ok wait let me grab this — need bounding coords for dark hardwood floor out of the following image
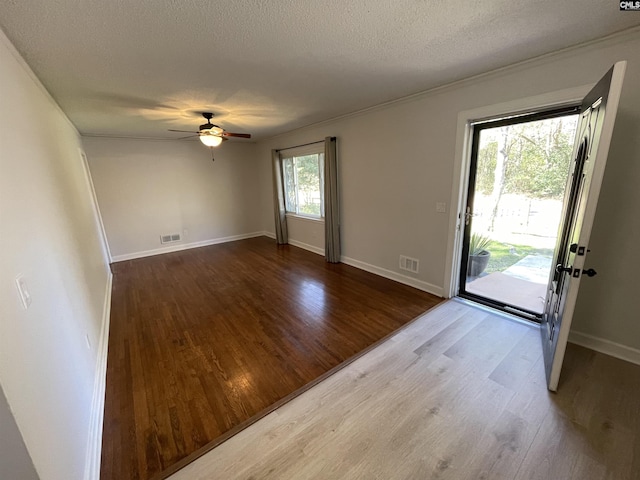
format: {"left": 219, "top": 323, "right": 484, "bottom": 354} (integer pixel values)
{"left": 100, "top": 236, "right": 442, "bottom": 480}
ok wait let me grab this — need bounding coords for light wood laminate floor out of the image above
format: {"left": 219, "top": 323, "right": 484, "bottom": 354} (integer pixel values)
{"left": 169, "top": 300, "right": 640, "bottom": 480}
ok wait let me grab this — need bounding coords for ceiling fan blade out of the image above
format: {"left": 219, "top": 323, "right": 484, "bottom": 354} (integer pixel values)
{"left": 176, "top": 134, "right": 199, "bottom": 140}
{"left": 222, "top": 132, "right": 252, "bottom": 138}
{"left": 168, "top": 129, "right": 199, "bottom": 133}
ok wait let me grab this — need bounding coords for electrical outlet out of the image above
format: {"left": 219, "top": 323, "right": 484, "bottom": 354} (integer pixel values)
{"left": 436, "top": 202, "right": 447, "bottom": 213}
{"left": 15, "top": 275, "right": 32, "bottom": 310}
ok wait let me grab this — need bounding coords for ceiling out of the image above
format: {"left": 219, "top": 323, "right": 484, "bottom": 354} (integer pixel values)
{"left": 1, "top": 1, "right": 639, "bottom": 141}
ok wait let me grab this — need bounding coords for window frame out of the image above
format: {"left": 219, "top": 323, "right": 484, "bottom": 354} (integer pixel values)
{"left": 280, "top": 144, "right": 325, "bottom": 220}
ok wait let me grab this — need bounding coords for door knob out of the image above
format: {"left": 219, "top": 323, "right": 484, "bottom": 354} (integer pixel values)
{"left": 582, "top": 268, "right": 597, "bottom": 277}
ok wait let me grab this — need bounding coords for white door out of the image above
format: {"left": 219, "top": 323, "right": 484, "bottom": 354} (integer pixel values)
{"left": 541, "top": 62, "right": 626, "bottom": 391}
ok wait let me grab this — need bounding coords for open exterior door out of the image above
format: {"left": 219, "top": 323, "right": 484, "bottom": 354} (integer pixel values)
{"left": 541, "top": 62, "right": 626, "bottom": 391}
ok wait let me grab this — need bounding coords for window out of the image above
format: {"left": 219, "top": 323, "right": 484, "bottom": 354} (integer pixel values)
{"left": 282, "top": 147, "right": 324, "bottom": 218}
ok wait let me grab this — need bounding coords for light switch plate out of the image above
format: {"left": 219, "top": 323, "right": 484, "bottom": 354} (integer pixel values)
{"left": 15, "top": 275, "right": 32, "bottom": 310}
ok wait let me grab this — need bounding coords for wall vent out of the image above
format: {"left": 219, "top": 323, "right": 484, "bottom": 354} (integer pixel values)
{"left": 399, "top": 255, "right": 419, "bottom": 273}
{"left": 160, "top": 233, "right": 182, "bottom": 244}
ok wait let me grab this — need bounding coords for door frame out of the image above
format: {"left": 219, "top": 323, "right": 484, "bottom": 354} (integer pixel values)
{"left": 79, "top": 148, "right": 112, "bottom": 264}
{"left": 457, "top": 105, "right": 580, "bottom": 319}
{"left": 444, "top": 85, "right": 591, "bottom": 299}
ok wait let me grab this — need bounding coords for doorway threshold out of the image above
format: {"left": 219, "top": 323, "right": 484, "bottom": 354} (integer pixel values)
{"left": 466, "top": 272, "right": 546, "bottom": 314}
{"left": 452, "top": 297, "right": 540, "bottom": 329}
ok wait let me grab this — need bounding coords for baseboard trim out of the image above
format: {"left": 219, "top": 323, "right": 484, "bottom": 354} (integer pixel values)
{"left": 84, "top": 271, "right": 113, "bottom": 480}
{"left": 111, "top": 232, "right": 267, "bottom": 262}
{"left": 262, "top": 231, "right": 276, "bottom": 240}
{"left": 278, "top": 239, "right": 443, "bottom": 297}
{"left": 569, "top": 330, "right": 640, "bottom": 366}
{"left": 287, "top": 239, "right": 325, "bottom": 256}
{"left": 340, "top": 255, "right": 444, "bottom": 297}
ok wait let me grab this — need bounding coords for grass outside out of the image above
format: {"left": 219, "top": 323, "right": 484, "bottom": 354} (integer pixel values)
{"left": 484, "top": 240, "right": 554, "bottom": 274}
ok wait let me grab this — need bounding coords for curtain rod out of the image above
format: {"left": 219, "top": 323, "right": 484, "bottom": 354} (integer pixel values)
{"left": 275, "top": 137, "right": 336, "bottom": 153}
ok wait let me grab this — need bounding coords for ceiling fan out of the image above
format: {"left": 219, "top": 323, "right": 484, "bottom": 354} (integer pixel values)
{"left": 169, "top": 112, "right": 251, "bottom": 148}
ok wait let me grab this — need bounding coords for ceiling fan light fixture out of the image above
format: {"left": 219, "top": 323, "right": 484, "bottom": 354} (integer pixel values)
{"left": 168, "top": 113, "right": 249, "bottom": 149}
{"left": 200, "top": 134, "right": 223, "bottom": 147}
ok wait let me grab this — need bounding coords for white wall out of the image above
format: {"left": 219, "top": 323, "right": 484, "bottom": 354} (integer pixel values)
{"left": 83, "top": 137, "right": 261, "bottom": 260}
{"left": 0, "top": 30, "right": 111, "bottom": 480}
{"left": 0, "top": 385, "right": 39, "bottom": 480}
{"left": 257, "top": 29, "right": 640, "bottom": 354}
{"left": 285, "top": 215, "right": 325, "bottom": 254}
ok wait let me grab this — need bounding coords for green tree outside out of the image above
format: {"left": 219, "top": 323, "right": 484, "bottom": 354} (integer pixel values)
{"left": 476, "top": 116, "right": 577, "bottom": 202}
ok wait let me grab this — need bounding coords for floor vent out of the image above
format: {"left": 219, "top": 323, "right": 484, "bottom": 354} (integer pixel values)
{"left": 160, "top": 233, "right": 182, "bottom": 244}
{"left": 399, "top": 255, "right": 419, "bottom": 273}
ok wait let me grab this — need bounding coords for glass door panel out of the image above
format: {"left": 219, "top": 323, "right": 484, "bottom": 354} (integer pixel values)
{"left": 460, "top": 109, "right": 579, "bottom": 318}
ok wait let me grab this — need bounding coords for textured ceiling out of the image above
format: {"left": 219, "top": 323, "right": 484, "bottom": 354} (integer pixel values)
{"left": 1, "top": 0, "right": 639, "bottom": 140}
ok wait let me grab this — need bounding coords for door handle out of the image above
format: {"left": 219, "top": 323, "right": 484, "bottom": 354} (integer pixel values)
{"left": 464, "top": 206, "right": 472, "bottom": 226}
{"left": 556, "top": 265, "right": 597, "bottom": 277}
{"left": 556, "top": 264, "right": 572, "bottom": 274}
